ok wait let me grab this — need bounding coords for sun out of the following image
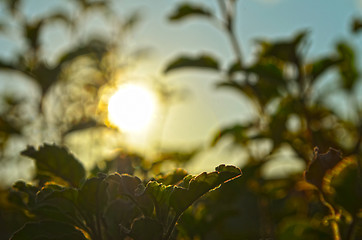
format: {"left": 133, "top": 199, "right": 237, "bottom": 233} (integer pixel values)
{"left": 108, "top": 84, "right": 157, "bottom": 133}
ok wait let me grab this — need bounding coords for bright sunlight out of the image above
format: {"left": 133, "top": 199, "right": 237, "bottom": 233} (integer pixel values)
{"left": 108, "top": 84, "right": 157, "bottom": 133}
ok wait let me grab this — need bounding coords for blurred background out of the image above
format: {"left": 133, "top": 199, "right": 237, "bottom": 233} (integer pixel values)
{"left": 0, "top": 0, "right": 360, "bottom": 185}
{"left": 1, "top": 0, "right": 362, "bottom": 239}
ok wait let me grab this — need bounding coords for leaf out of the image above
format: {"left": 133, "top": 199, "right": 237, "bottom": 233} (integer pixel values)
{"left": 351, "top": 17, "right": 362, "bottom": 34}
{"left": 107, "top": 173, "right": 154, "bottom": 216}
{"left": 21, "top": 144, "right": 86, "bottom": 188}
{"left": 155, "top": 168, "right": 188, "bottom": 185}
{"left": 304, "top": 147, "right": 343, "bottom": 190}
{"left": 211, "top": 124, "right": 248, "bottom": 146}
{"left": 104, "top": 199, "right": 140, "bottom": 238}
{"left": 168, "top": 4, "right": 212, "bottom": 21}
{"left": 155, "top": 149, "right": 199, "bottom": 166}
{"left": 77, "top": 176, "right": 108, "bottom": 216}
{"left": 227, "top": 60, "right": 243, "bottom": 75}
{"left": 122, "top": 11, "right": 142, "bottom": 32}
{"left": 10, "top": 220, "right": 87, "bottom": 240}
{"left": 145, "top": 181, "right": 174, "bottom": 224}
{"left": 57, "top": 38, "right": 108, "bottom": 64}
{"left": 164, "top": 54, "right": 219, "bottom": 73}
{"left": 306, "top": 56, "right": 341, "bottom": 82}
{"left": 34, "top": 184, "right": 80, "bottom": 225}
{"left": 326, "top": 157, "right": 362, "bottom": 215}
{"left": 9, "top": 181, "right": 38, "bottom": 209}
{"left": 257, "top": 31, "right": 308, "bottom": 63}
{"left": 170, "top": 164, "right": 242, "bottom": 214}
{"left": 62, "top": 119, "right": 101, "bottom": 137}
{"left": 128, "top": 217, "right": 163, "bottom": 240}
{"left": 336, "top": 41, "right": 359, "bottom": 91}
{"left": 247, "top": 61, "right": 286, "bottom": 86}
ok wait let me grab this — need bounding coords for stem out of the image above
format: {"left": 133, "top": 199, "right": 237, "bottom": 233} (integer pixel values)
{"left": 163, "top": 213, "right": 181, "bottom": 240}
{"left": 346, "top": 215, "right": 358, "bottom": 240}
{"left": 319, "top": 193, "right": 341, "bottom": 240}
{"left": 217, "top": 0, "right": 243, "bottom": 66}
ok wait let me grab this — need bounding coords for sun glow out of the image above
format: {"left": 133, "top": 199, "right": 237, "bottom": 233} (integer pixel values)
{"left": 108, "top": 84, "right": 157, "bottom": 133}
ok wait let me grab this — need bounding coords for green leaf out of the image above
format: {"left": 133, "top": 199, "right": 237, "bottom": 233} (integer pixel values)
{"left": 9, "top": 181, "right": 38, "bottom": 208}
{"left": 168, "top": 4, "right": 212, "bottom": 21}
{"left": 306, "top": 56, "right": 341, "bottom": 82}
{"left": 164, "top": 54, "right": 219, "bottom": 73}
{"left": 304, "top": 147, "right": 343, "bottom": 190}
{"left": 227, "top": 60, "right": 243, "bottom": 75}
{"left": 21, "top": 144, "right": 85, "bottom": 188}
{"left": 62, "top": 119, "right": 102, "bottom": 137}
{"left": 107, "top": 173, "right": 154, "bottom": 216}
{"left": 77, "top": 176, "right": 108, "bottom": 216}
{"left": 211, "top": 124, "right": 248, "bottom": 146}
{"left": 128, "top": 217, "right": 164, "bottom": 240}
{"left": 170, "top": 165, "right": 242, "bottom": 214}
{"left": 34, "top": 184, "right": 80, "bottom": 225}
{"left": 327, "top": 158, "right": 362, "bottom": 215}
{"left": 104, "top": 199, "right": 140, "bottom": 238}
{"left": 336, "top": 41, "right": 359, "bottom": 91}
{"left": 257, "top": 31, "right": 308, "bottom": 63}
{"left": 10, "top": 220, "right": 87, "bottom": 240}
{"left": 155, "top": 168, "right": 188, "bottom": 185}
{"left": 145, "top": 181, "right": 174, "bottom": 224}
{"left": 155, "top": 149, "right": 199, "bottom": 166}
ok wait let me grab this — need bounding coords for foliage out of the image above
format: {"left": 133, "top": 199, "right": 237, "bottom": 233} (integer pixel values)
{"left": 162, "top": 1, "right": 362, "bottom": 239}
{"left": 0, "top": 0, "right": 362, "bottom": 240}
{"left": 8, "top": 144, "right": 241, "bottom": 240}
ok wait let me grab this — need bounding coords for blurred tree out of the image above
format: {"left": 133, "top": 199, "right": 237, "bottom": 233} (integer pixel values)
{"left": 0, "top": 0, "right": 146, "bottom": 184}
{"left": 164, "top": 0, "right": 362, "bottom": 239}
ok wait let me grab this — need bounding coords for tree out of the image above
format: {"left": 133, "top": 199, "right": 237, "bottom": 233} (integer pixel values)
{"left": 163, "top": 1, "right": 362, "bottom": 239}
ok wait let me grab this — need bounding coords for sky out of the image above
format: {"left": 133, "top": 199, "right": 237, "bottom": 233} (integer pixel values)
{"left": 0, "top": 0, "right": 361, "bottom": 178}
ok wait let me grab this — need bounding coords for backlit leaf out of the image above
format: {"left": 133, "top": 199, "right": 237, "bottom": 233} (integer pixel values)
{"left": 170, "top": 165, "right": 242, "bottom": 214}
{"left": 155, "top": 168, "right": 188, "bottom": 185}
{"left": 77, "top": 176, "right": 108, "bottom": 215}
{"left": 145, "top": 181, "right": 174, "bottom": 224}
{"left": 108, "top": 173, "right": 154, "bottom": 216}
{"left": 304, "top": 147, "right": 343, "bottom": 190}
{"left": 164, "top": 54, "right": 219, "bottom": 73}
{"left": 169, "top": 4, "right": 212, "bottom": 21}
{"left": 34, "top": 184, "right": 80, "bottom": 225}
{"left": 21, "top": 144, "right": 85, "bottom": 188}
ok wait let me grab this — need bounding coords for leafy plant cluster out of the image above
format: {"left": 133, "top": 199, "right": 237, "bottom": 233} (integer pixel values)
{"left": 0, "top": 0, "right": 361, "bottom": 240}
{"left": 7, "top": 144, "right": 241, "bottom": 240}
